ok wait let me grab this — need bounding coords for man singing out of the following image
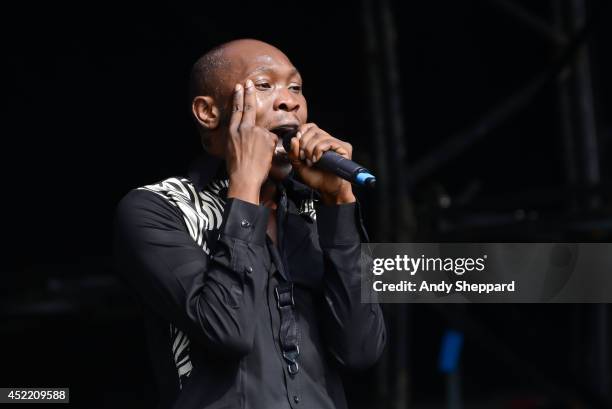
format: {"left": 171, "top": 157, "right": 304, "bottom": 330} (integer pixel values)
{"left": 114, "top": 39, "right": 386, "bottom": 409}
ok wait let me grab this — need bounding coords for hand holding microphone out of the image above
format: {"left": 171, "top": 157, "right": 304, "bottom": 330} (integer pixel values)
{"left": 278, "top": 123, "right": 376, "bottom": 205}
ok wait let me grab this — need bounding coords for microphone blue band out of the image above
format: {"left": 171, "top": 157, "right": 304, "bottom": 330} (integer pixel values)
{"left": 356, "top": 172, "right": 376, "bottom": 186}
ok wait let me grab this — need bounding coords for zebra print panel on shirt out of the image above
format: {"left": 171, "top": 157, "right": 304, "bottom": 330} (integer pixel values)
{"left": 170, "top": 323, "right": 192, "bottom": 389}
{"left": 138, "top": 176, "right": 228, "bottom": 388}
{"left": 136, "top": 175, "right": 316, "bottom": 389}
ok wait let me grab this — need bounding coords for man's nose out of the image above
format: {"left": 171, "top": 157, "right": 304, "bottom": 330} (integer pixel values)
{"left": 273, "top": 88, "right": 300, "bottom": 112}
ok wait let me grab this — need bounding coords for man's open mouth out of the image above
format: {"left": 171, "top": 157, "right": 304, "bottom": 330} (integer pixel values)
{"left": 270, "top": 125, "right": 299, "bottom": 164}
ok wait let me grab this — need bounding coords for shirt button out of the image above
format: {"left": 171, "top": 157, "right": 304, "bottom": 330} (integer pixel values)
{"left": 240, "top": 220, "right": 251, "bottom": 228}
{"left": 245, "top": 266, "right": 253, "bottom": 274}
{"left": 293, "top": 395, "right": 300, "bottom": 404}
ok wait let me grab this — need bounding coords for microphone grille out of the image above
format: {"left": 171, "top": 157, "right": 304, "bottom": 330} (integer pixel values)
{"left": 275, "top": 127, "right": 299, "bottom": 152}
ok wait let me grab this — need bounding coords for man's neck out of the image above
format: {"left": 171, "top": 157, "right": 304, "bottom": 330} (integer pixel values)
{"left": 260, "top": 179, "right": 280, "bottom": 246}
{"left": 259, "top": 179, "right": 279, "bottom": 209}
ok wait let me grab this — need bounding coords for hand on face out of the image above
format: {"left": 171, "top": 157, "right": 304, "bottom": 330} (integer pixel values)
{"left": 288, "top": 123, "right": 356, "bottom": 205}
{"left": 223, "top": 74, "right": 354, "bottom": 205}
{"left": 225, "top": 79, "right": 279, "bottom": 205}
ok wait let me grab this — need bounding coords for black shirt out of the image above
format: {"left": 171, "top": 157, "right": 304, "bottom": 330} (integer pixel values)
{"left": 113, "top": 152, "right": 386, "bottom": 409}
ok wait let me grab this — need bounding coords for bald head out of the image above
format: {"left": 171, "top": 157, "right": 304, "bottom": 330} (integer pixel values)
{"left": 189, "top": 39, "right": 291, "bottom": 101}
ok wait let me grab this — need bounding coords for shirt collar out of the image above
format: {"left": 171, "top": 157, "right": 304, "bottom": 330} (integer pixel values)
{"left": 187, "top": 150, "right": 319, "bottom": 212}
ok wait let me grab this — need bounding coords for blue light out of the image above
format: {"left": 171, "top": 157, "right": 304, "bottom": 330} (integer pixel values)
{"left": 439, "top": 330, "right": 463, "bottom": 373}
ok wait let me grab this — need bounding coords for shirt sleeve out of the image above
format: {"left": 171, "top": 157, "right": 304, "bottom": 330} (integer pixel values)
{"left": 113, "top": 189, "right": 270, "bottom": 358}
{"left": 315, "top": 201, "right": 387, "bottom": 370}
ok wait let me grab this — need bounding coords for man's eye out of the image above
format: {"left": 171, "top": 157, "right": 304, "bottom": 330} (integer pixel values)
{"left": 289, "top": 85, "right": 302, "bottom": 93}
{"left": 255, "top": 82, "right": 271, "bottom": 90}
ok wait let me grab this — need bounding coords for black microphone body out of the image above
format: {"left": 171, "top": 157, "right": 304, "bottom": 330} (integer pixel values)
{"left": 278, "top": 128, "right": 376, "bottom": 188}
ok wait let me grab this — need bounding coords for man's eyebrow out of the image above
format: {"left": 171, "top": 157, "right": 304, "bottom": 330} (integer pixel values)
{"left": 247, "top": 66, "right": 301, "bottom": 78}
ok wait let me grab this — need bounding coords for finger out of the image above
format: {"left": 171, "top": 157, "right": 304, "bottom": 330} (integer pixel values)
{"left": 312, "top": 141, "right": 333, "bottom": 162}
{"left": 312, "top": 139, "right": 349, "bottom": 162}
{"left": 298, "top": 123, "right": 317, "bottom": 135}
{"left": 268, "top": 131, "right": 279, "bottom": 149}
{"left": 303, "top": 132, "right": 324, "bottom": 161}
{"left": 288, "top": 131, "right": 301, "bottom": 161}
{"left": 343, "top": 141, "right": 353, "bottom": 159}
{"left": 289, "top": 133, "right": 306, "bottom": 171}
{"left": 229, "top": 83, "right": 244, "bottom": 134}
{"left": 292, "top": 131, "right": 306, "bottom": 160}
{"left": 300, "top": 124, "right": 319, "bottom": 153}
{"left": 323, "top": 141, "right": 350, "bottom": 160}
{"left": 241, "top": 79, "right": 256, "bottom": 126}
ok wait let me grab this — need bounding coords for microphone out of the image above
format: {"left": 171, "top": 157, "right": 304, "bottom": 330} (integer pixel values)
{"left": 276, "top": 127, "right": 376, "bottom": 188}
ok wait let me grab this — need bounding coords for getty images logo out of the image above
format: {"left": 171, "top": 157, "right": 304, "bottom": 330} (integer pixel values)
{"left": 371, "top": 254, "right": 488, "bottom": 276}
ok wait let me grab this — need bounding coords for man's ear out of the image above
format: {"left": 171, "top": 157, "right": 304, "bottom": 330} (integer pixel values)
{"left": 192, "top": 96, "right": 220, "bottom": 130}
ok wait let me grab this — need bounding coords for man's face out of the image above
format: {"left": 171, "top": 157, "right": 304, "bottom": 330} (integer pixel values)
{"left": 217, "top": 41, "right": 308, "bottom": 177}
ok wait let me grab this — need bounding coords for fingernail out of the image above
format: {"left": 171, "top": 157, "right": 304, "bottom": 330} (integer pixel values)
{"left": 312, "top": 154, "right": 317, "bottom": 163}
{"left": 299, "top": 149, "right": 305, "bottom": 160}
{"left": 246, "top": 79, "right": 253, "bottom": 88}
{"left": 296, "top": 131, "right": 302, "bottom": 139}
{"left": 306, "top": 159, "right": 313, "bottom": 167}
{"left": 235, "top": 83, "right": 241, "bottom": 91}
